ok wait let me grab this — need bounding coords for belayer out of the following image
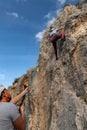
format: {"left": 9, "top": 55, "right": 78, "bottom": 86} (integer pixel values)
{"left": 49, "top": 25, "right": 66, "bottom": 60}
{"left": 0, "top": 85, "right": 31, "bottom": 130}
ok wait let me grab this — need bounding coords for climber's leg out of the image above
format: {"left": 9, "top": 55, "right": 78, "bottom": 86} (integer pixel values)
{"left": 52, "top": 41, "right": 58, "bottom": 60}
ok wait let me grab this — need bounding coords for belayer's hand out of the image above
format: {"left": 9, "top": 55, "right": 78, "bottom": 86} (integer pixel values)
{"left": 23, "top": 87, "right": 31, "bottom": 95}
{"left": 20, "top": 104, "right": 25, "bottom": 113}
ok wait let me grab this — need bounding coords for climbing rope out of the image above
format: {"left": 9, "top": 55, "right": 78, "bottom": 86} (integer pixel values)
{"left": 25, "top": 68, "right": 37, "bottom": 130}
{"left": 24, "top": 92, "right": 29, "bottom": 130}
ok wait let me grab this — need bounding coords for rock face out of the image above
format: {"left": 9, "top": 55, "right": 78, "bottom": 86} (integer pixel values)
{"left": 9, "top": 1, "right": 87, "bottom": 130}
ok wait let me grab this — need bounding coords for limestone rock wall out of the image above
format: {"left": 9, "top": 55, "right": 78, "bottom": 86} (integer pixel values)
{"left": 9, "top": 1, "right": 87, "bottom": 130}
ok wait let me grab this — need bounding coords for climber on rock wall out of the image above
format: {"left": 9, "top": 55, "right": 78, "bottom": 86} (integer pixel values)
{"left": 49, "top": 25, "right": 66, "bottom": 60}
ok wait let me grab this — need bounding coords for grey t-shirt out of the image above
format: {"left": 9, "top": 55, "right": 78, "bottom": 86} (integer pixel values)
{"left": 0, "top": 102, "right": 20, "bottom": 130}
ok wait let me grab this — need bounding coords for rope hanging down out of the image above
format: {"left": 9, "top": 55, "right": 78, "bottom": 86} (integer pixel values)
{"left": 25, "top": 68, "right": 37, "bottom": 130}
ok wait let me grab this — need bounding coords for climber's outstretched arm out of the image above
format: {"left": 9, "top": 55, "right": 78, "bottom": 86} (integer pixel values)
{"left": 10, "top": 87, "right": 31, "bottom": 104}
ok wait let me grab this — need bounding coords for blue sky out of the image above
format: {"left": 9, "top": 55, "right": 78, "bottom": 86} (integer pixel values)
{"left": 0, "top": 0, "right": 80, "bottom": 88}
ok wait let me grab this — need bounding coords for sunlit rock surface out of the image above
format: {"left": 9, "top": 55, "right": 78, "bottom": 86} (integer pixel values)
{"left": 9, "top": 1, "right": 87, "bottom": 130}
